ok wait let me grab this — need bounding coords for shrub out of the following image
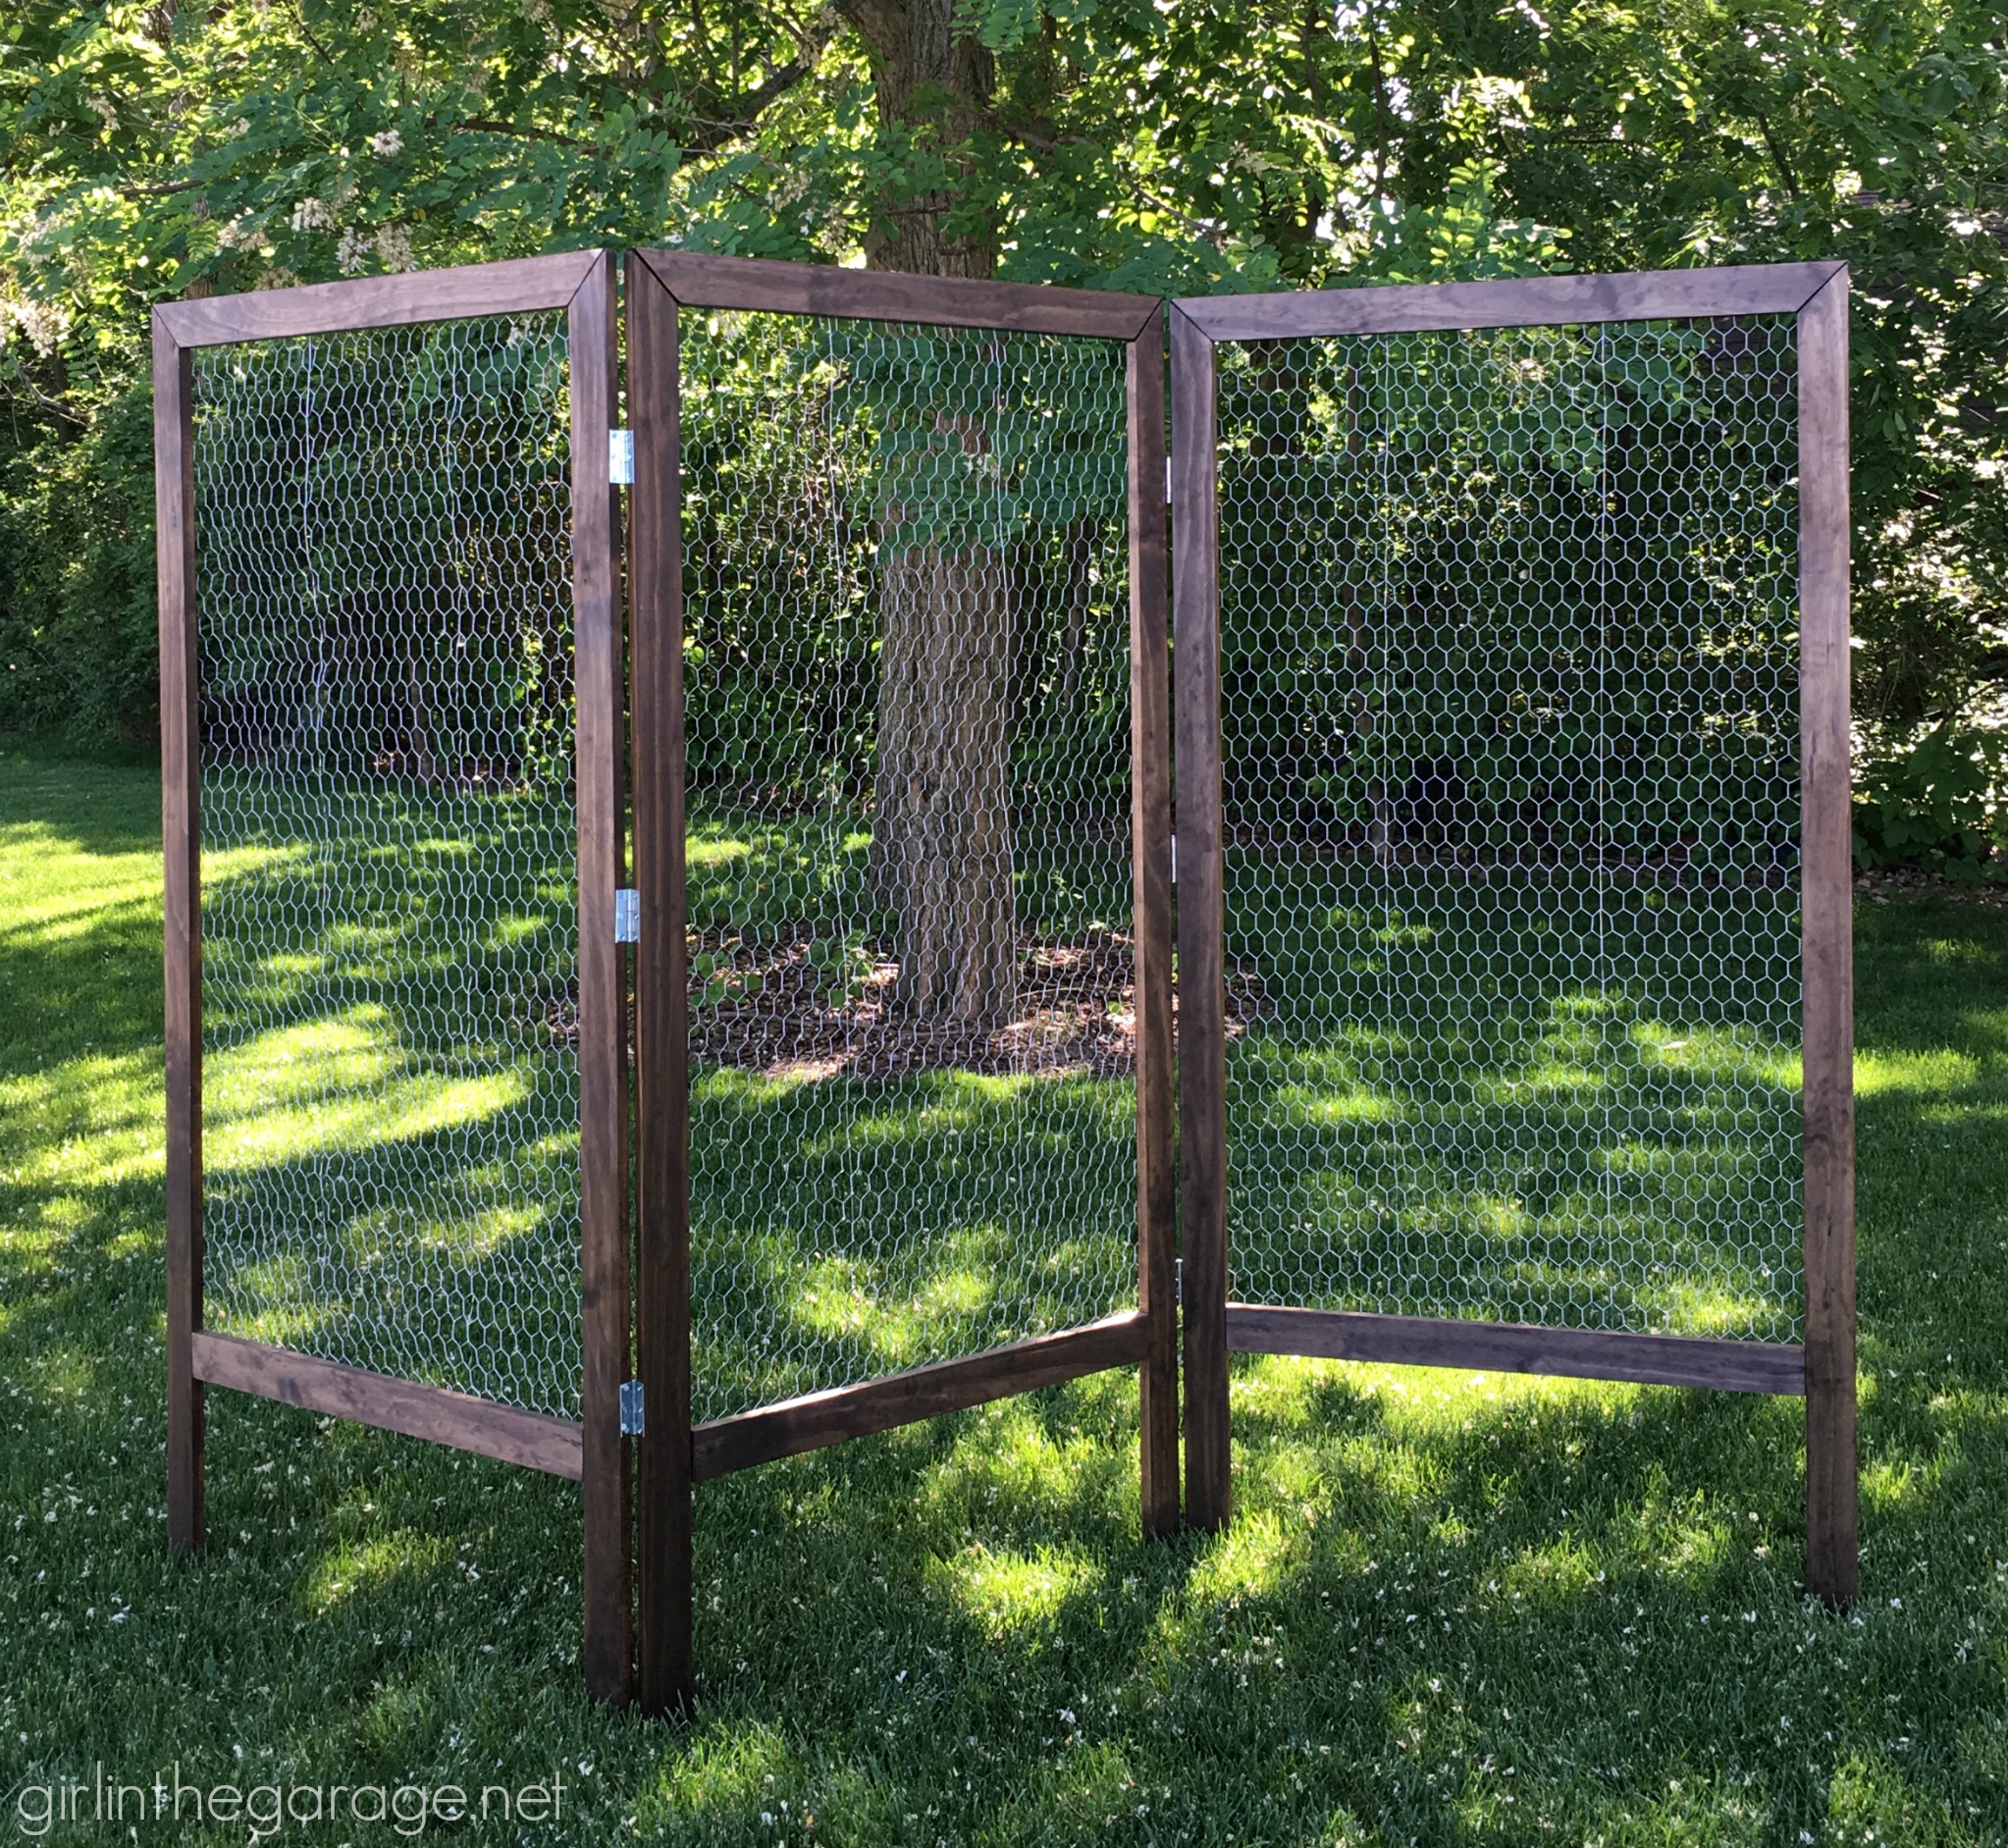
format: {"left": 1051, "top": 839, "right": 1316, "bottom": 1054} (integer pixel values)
{"left": 1851, "top": 722, "right": 2008, "bottom": 881}
{"left": 0, "top": 383, "right": 160, "bottom": 749}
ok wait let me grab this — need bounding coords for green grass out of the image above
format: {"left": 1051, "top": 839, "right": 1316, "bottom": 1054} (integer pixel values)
{"left": 186, "top": 771, "right": 1142, "bottom": 1426}
{"left": 4, "top": 740, "right": 2008, "bottom": 1844}
{"left": 1223, "top": 868, "right": 1801, "bottom": 1342}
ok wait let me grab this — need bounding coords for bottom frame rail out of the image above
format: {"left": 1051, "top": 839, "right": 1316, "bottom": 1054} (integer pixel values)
{"left": 692, "top": 1311, "right": 1152, "bottom": 1482}
{"left": 1225, "top": 1305, "right": 1805, "bottom": 1396}
{"left": 190, "top": 1332, "right": 586, "bottom": 1477}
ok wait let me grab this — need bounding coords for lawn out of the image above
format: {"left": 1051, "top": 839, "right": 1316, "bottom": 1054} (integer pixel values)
{"left": 3, "top": 738, "right": 2006, "bottom": 1845}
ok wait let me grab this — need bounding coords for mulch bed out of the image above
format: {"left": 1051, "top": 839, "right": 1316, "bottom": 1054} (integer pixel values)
{"left": 681, "top": 930, "right": 1260, "bottom": 1082}
{"left": 549, "top": 931, "right": 1262, "bottom": 1081}
{"left": 1855, "top": 865, "right": 2008, "bottom": 909}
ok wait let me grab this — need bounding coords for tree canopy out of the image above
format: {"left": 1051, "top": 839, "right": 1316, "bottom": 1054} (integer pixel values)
{"left": 1, "top": 0, "right": 2003, "bottom": 832}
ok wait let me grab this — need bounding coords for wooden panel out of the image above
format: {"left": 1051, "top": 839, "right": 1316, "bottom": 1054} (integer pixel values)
{"left": 626, "top": 253, "right": 695, "bottom": 1717}
{"left": 1174, "top": 262, "right": 1845, "bottom": 343}
{"left": 568, "top": 250, "right": 632, "bottom": 1705}
{"left": 1128, "top": 311, "right": 1180, "bottom": 1539}
{"left": 154, "top": 252, "right": 601, "bottom": 347}
{"left": 634, "top": 248, "right": 1157, "bottom": 340}
{"left": 193, "top": 1334, "right": 584, "bottom": 1477}
{"left": 154, "top": 319, "right": 204, "bottom": 1557}
{"left": 1226, "top": 1306, "right": 1807, "bottom": 1396}
{"left": 1797, "top": 272, "right": 1859, "bottom": 1607}
{"left": 692, "top": 1315, "right": 1151, "bottom": 1482}
{"left": 1169, "top": 306, "right": 1231, "bottom": 1533}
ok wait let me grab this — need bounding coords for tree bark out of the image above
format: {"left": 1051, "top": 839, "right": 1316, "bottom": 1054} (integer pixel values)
{"left": 841, "top": 0, "right": 1017, "bottom": 1028}
{"left": 876, "top": 536, "right": 1016, "bottom": 1024}
{"left": 839, "top": 0, "right": 996, "bottom": 279}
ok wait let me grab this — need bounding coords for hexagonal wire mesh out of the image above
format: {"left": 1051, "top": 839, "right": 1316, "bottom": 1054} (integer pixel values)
{"left": 1213, "top": 315, "right": 1802, "bottom": 1343}
{"left": 675, "top": 308, "right": 1138, "bottom": 1422}
{"left": 190, "top": 312, "right": 587, "bottom": 1419}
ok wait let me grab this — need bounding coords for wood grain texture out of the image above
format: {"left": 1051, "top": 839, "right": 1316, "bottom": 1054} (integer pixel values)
{"left": 568, "top": 250, "right": 632, "bottom": 1705}
{"left": 192, "top": 1334, "right": 585, "bottom": 1476}
{"left": 154, "top": 319, "right": 204, "bottom": 1558}
{"left": 1797, "top": 271, "right": 1860, "bottom": 1607}
{"left": 1173, "top": 262, "right": 1846, "bottom": 343}
{"left": 691, "top": 1315, "right": 1151, "bottom": 1482}
{"left": 634, "top": 248, "right": 1157, "bottom": 340}
{"left": 1128, "top": 311, "right": 1180, "bottom": 1539}
{"left": 1169, "top": 306, "right": 1231, "bottom": 1534}
{"left": 153, "top": 252, "right": 601, "bottom": 347}
{"left": 1226, "top": 1306, "right": 1807, "bottom": 1395}
{"left": 626, "top": 254, "right": 695, "bottom": 1718}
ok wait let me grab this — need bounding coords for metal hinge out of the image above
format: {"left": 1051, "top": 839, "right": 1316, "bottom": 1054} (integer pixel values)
{"left": 1175, "top": 1257, "right": 1183, "bottom": 1308}
{"left": 1169, "top": 834, "right": 1177, "bottom": 885}
{"left": 608, "top": 429, "right": 634, "bottom": 485}
{"left": 614, "top": 888, "right": 640, "bottom": 942}
{"left": 619, "top": 1379, "right": 645, "bottom": 1436}
{"left": 1165, "top": 456, "right": 1173, "bottom": 504}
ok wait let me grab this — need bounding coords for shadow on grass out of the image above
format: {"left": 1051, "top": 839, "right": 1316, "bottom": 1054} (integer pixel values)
{"left": 8, "top": 750, "right": 2008, "bottom": 1843}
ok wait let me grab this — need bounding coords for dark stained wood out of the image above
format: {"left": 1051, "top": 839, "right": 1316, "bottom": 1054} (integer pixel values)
{"left": 626, "top": 253, "right": 695, "bottom": 1717}
{"left": 635, "top": 248, "right": 1157, "bottom": 340}
{"left": 691, "top": 1314, "right": 1151, "bottom": 1482}
{"left": 1797, "top": 271, "right": 1859, "bottom": 1608}
{"left": 1174, "top": 262, "right": 1846, "bottom": 343}
{"left": 1226, "top": 1306, "right": 1807, "bottom": 1396}
{"left": 192, "top": 1334, "right": 585, "bottom": 1477}
{"left": 1169, "top": 306, "right": 1231, "bottom": 1534}
{"left": 154, "top": 252, "right": 601, "bottom": 347}
{"left": 1128, "top": 310, "right": 1181, "bottom": 1539}
{"left": 154, "top": 319, "right": 204, "bottom": 1558}
{"left": 568, "top": 250, "right": 632, "bottom": 1705}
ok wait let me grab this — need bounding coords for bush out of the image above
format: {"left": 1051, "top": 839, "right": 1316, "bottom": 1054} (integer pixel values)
{"left": 1851, "top": 722, "right": 2008, "bottom": 881}
{"left": 0, "top": 383, "right": 161, "bottom": 749}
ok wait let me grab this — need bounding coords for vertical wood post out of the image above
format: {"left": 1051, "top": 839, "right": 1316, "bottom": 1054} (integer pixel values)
{"left": 155, "top": 319, "right": 204, "bottom": 1557}
{"left": 627, "top": 255, "right": 695, "bottom": 1716}
{"left": 570, "top": 249, "right": 633, "bottom": 1704}
{"left": 1129, "top": 311, "right": 1180, "bottom": 1537}
{"left": 1170, "top": 306, "right": 1230, "bottom": 1532}
{"left": 1798, "top": 270, "right": 1858, "bottom": 1607}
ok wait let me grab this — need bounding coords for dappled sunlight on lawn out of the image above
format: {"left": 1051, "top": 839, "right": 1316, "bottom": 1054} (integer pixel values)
{"left": 927, "top": 1543, "right": 1095, "bottom": 1643}
{"left": 11, "top": 751, "right": 2008, "bottom": 1843}
{"left": 1855, "top": 1045, "right": 1983, "bottom": 1096}
{"left": 204, "top": 1008, "right": 534, "bottom": 1175}
{"left": 303, "top": 1530, "right": 453, "bottom": 1614}
{"left": 688, "top": 1062, "right": 1137, "bottom": 1420}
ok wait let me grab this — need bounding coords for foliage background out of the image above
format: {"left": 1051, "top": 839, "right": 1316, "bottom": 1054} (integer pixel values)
{"left": 1, "top": 0, "right": 2004, "bottom": 861}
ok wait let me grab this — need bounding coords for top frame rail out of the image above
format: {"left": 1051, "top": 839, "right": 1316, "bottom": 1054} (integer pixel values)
{"left": 633, "top": 248, "right": 1159, "bottom": 341}
{"left": 152, "top": 251, "right": 606, "bottom": 348}
{"left": 1172, "top": 261, "right": 1845, "bottom": 343}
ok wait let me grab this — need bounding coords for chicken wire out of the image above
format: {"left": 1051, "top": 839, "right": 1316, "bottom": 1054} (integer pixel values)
{"left": 1215, "top": 315, "right": 1802, "bottom": 1344}
{"left": 190, "top": 312, "right": 585, "bottom": 1419}
{"left": 677, "top": 308, "right": 1137, "bottom": 1422}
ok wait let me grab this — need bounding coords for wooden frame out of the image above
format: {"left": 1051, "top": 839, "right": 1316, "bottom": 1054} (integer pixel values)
{"left": 692, "top": 1313, "right": 1151, "bottom": 1479}
{"left": 625, "top": 250, "right": 1176, "bottom": 1716}
{"left": 153, "top": 249, "right": 634, "bottom": 1703}
{"left": 1169, "top": 262, "right": 1857, "bottom": 1596}
{"left": 192, "top": 1333, "right": 586, "bottom": 1477}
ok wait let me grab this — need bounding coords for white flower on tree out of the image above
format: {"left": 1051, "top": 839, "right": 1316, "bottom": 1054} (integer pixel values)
{"left": 375, "top": 224, "right": 416, "bottom": 271}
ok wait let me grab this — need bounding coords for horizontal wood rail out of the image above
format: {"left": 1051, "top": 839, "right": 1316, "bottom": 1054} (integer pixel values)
{"left": 1225, "top": 1305, "right": 1805, "bottom": 1396}
{"left": 1174, "top": 261, "right": 1844, "bottom": 343}
{"left": 153, "top": 251, "right": 604, "bottom": 347}
{"left": 633, "top": 248, "right": 1159, "bottom": 341}
{"left": 191, "top": 1333, "right": 585, "bottom": 1478}
{"left": 691, "top": 1312, "right": 1151, "bottom": 1482}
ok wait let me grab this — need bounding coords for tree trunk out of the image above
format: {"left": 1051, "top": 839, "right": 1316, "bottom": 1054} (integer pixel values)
{"left": 876, "top": 540, "right": 1016, "bottom": 1025}
{"left": 841, "top": 0, "right": 1016, "bottom": 1028}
